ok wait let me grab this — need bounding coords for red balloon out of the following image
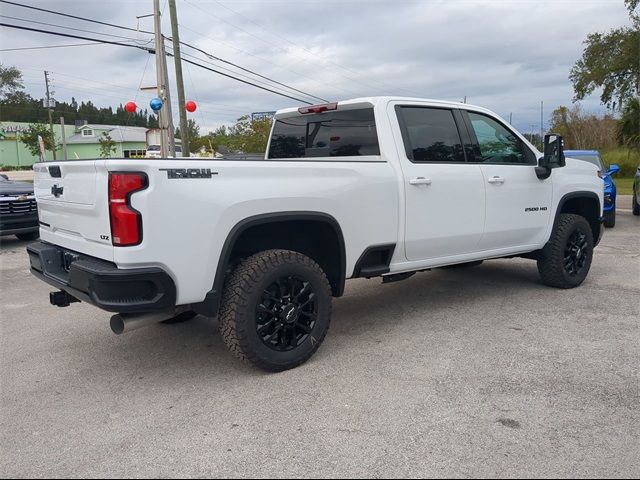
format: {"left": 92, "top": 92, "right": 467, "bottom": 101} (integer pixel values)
{"left": 124, "top": 101, "right": 137, "bottom": 113}
{"left": 185, "top": 100, "right": 197, "bottom": 113}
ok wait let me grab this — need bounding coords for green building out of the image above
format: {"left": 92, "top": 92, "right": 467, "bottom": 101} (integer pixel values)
{"left": 0, "top": 122, "right": 148, "bottom": 167}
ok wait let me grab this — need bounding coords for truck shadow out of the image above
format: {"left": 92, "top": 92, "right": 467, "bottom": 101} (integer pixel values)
{"left": 62, "top": 259, "right": 544, "bottom": 379}
{"left": 0, "top": 236, "right": 33, "bottom": 252}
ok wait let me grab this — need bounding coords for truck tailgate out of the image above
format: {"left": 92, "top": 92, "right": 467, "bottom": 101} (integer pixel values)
{"left": 34, "top": 160, "right": 114, "bottom": 261}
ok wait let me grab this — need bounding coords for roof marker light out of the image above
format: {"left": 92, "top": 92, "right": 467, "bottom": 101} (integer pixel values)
{"left": 298, "top": 102, "right": 338, "bottom": 114}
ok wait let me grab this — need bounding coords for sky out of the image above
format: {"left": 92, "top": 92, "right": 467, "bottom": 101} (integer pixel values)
{"left": 0, "top": 0, "right": 632, "bottom": 135}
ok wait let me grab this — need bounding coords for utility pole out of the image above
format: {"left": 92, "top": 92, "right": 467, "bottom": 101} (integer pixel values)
{"left": 509, "top": 112, "right": 513, "bottom": 125}
{"left": 44, "top": 71, "right": 56, "bottom": 161}
{"left": 540, "top": 100, "right": 544, "bottom": 147}
{"left": 153, "top": 0, "right": 175, "bottom": 158}
{"left": 60, "top": 116, "right": 68, "bottom": 160}
{"left": 168, "top": 0, "right": 189, "bottom": 157}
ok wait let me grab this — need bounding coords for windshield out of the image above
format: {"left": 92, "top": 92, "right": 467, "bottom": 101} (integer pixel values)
{"left": 569, "top": 154, "right": 603, "bottom": 169}
{"left": 147, "top": 145, "right": 160, "bottom": 151}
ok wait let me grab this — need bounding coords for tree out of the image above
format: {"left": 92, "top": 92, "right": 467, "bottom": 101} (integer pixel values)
{"left": 549, "top": 104, "right": 618, "bottom": 149}
{"left": 19, "top": 123, "right": 57, "bottom": 158}
{"left": 617, "top": 97, "right": 640, "bottom": 151}
{"left": 175, "top": 119, "right": 200, "bottom": 143}
{"left": 570, "top": 3, "right": 640, "bottom": 109}
{"left": 98, "top": 132, "right": 117, "bottom": 158}
{"left": 0, "top": 64, "right": 24, "bottom": 101}
{"left": 224, "top": 115, "right": 272, "bottom": 153}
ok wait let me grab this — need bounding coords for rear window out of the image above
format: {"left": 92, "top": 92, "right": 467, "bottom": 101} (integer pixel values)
{"left": 268, "top": 108, "right": 380, "bottom": 159}
{"left": 396, "top": 106, "right": 465, "bottom": 163}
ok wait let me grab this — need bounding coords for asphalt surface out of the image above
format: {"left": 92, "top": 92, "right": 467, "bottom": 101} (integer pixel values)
{"left": 1, "top": 210, "right": 639, "bottom": 478}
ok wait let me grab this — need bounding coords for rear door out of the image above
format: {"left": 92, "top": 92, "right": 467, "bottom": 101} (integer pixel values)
{"left": 394, "top": 105, "right": 485, "bottom": 261}
{"left": 462, "top": 110, "right": 552, "bottom": 250}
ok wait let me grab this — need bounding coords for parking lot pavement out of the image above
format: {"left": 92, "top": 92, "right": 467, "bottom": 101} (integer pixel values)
{"left": 1, "top": 213, "right": 638, "bottom": 479}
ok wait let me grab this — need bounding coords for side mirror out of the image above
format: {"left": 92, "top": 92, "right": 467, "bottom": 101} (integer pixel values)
{"left": 536, "top": 134, "right": 565, "bottom": 179}
{"left": 607, "top": 164, "right": 620, "bottom": 176}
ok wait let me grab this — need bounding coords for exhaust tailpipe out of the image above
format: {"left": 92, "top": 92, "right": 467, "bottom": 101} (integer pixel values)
{"left": 110, "top": 311, "right": 175, "bottom": 335}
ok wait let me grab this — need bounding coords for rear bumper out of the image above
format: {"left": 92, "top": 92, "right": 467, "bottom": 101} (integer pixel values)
{"left": 27, "top": 241, "right": 176, "bottom": 313}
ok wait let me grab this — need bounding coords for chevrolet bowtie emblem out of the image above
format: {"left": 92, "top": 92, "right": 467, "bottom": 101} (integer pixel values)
{"left": 51, "top": 184, "right": 63, "bottom": 197}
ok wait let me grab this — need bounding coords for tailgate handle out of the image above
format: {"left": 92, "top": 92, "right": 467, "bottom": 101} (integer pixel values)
{"left": 48, "top": 166, "right": 61, "bottom": 177}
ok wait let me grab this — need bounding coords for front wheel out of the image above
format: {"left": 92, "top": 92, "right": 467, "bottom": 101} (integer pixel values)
{"left": 537, "top": 213, "right": 594, "bottom": 289}
{"left": 603, "top": 209, "right": 616, "bottom": 228}
{"left": 218, "top": 249, "right": 332, "bottom": 372}
{"left": 633, "top": 193, "right": 640, "bottom": 216}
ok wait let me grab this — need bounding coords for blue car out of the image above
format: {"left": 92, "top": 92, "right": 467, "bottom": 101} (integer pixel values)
{"left": 565, "top": 150, "right": 620, "bottom": 228}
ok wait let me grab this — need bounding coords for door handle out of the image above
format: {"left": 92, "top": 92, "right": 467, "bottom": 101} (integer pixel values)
{"left": 487, "top": 176, "right": 505, "bottom": 184}
{"left": 409, "top": 177, "right": 432, "bottom": 186}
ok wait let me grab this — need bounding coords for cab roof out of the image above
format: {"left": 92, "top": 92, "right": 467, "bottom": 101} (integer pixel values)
{"left": 274, "top": 96, "right": 495, "bottom": 119}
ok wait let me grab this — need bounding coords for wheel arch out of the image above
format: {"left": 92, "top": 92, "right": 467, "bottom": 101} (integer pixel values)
{"left": 553, "top": 191, "right": 602, "bottom": 245}
{"left": 193, "top": 211, "right": 346, "bottom": 317}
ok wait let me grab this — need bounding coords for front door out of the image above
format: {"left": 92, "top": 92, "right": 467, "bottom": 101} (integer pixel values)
{"left": 463, "top": 110, "right": 552, "bottom": 250}
{"left": 394, "top": 105, "right": 486, "bottom": 261}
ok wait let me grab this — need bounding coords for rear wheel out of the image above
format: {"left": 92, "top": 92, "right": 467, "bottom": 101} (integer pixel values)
{"left": 537, "top": 213, "right": 593, "bottom": 289}
{"left": 604, "top": 209, "right": 616, "bottom": 228}
{"left": 16, "top": 231, "right": 39, "bottom": 241}
{"left": 219, "top": 249, "right": 332, "bottom": 372}
{"left": 633, "top": 193, "right": 640, "bottom": 216}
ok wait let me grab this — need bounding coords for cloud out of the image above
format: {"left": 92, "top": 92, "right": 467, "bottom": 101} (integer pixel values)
{"left": 0, "top": 0, "right": 631, "bottom": 134}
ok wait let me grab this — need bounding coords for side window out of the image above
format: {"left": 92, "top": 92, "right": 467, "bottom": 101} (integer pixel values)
{"left": 268, "top": 108, "right": 380, "bottom": 159}
{"left": 396, "top": 106, "right": 465, "bottom": 163}
{"left": 467, "top": 112, "right": 533, "bottom": 164}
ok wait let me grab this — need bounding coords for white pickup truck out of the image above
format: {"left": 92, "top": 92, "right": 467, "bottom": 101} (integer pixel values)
{"left": 28, "top": 97, "right": 604, "bottom": 371}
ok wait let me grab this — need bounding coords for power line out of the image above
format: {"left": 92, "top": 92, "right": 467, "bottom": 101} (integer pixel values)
{"left": 170, "top": 47, "right": 326, "bottom": 104}
{"left": 0, "top": 14, "right": 152, "bottom": 43}
{"left": 177, "top": 22, "right": 359, "bottom": 99}
{"left": 0, "top": 0, "right": 154, "bottom": 35}
{"left": 0, "top": 42, "right": 101, "bottom": 52}
{"left": 1, "top": 1, "right": 327, "bottom": 103}
{"left": 0, "top": 23, "right": 155, "bottom": 52}
{"left": 177, "top": 40, "right": 329, "bottom": 103}
{"left": 182, "top": 0, "right": 421, "bottom": 97}
{"left": 0, "top": 22, "right": 314, "bottom": 105}
{"left": 178, "top": 55, "right": 313, "bottom": 105}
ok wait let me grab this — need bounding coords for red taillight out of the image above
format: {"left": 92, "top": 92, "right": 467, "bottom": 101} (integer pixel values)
{"left": 298, "top": 102, "right": 338, "bottom": 114}
{"left": 108, "top": 172, "right": 147, "bottom": 246}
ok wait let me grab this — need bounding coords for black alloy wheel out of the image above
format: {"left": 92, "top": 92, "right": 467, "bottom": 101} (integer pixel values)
{"left": 563, "top": 229, "right": 589, "bottom": 277}
{"left": 537, "top": 213, "right": 593, "bottom": 289}
{"left": 256, "top": 276, "right": 317, "bottom": 352}
{"left": 219, "top": 249, "right": 332, "bottom": 372}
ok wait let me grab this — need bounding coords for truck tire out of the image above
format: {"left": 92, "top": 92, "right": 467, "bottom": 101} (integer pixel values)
{"left": 537, "top": 213, "right": 593, "bottom": 289}
{"left": 603, "top": 209, "right": 616, "bottom": 228}
{"left": 633, "top": 193, "right": 639, "bottom": 216}
{"left": 218, "top": 249, "right": 332, "bottom": 372}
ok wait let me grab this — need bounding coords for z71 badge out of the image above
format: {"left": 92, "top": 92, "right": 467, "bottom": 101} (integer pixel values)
{"left": 159, "top": 168, "right": 218, "bottom": 179}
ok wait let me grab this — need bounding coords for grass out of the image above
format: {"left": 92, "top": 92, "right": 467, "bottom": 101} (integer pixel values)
{"left": 615, "top": 178, "right": 635, "bottom": 196}
{"left": 601, "top": 147, "right": 639, "bottom": 177}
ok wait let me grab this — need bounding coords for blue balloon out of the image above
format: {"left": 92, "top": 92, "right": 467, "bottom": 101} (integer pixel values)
{"left": 150, "top": 98, "right": 163, "bottom": 112}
